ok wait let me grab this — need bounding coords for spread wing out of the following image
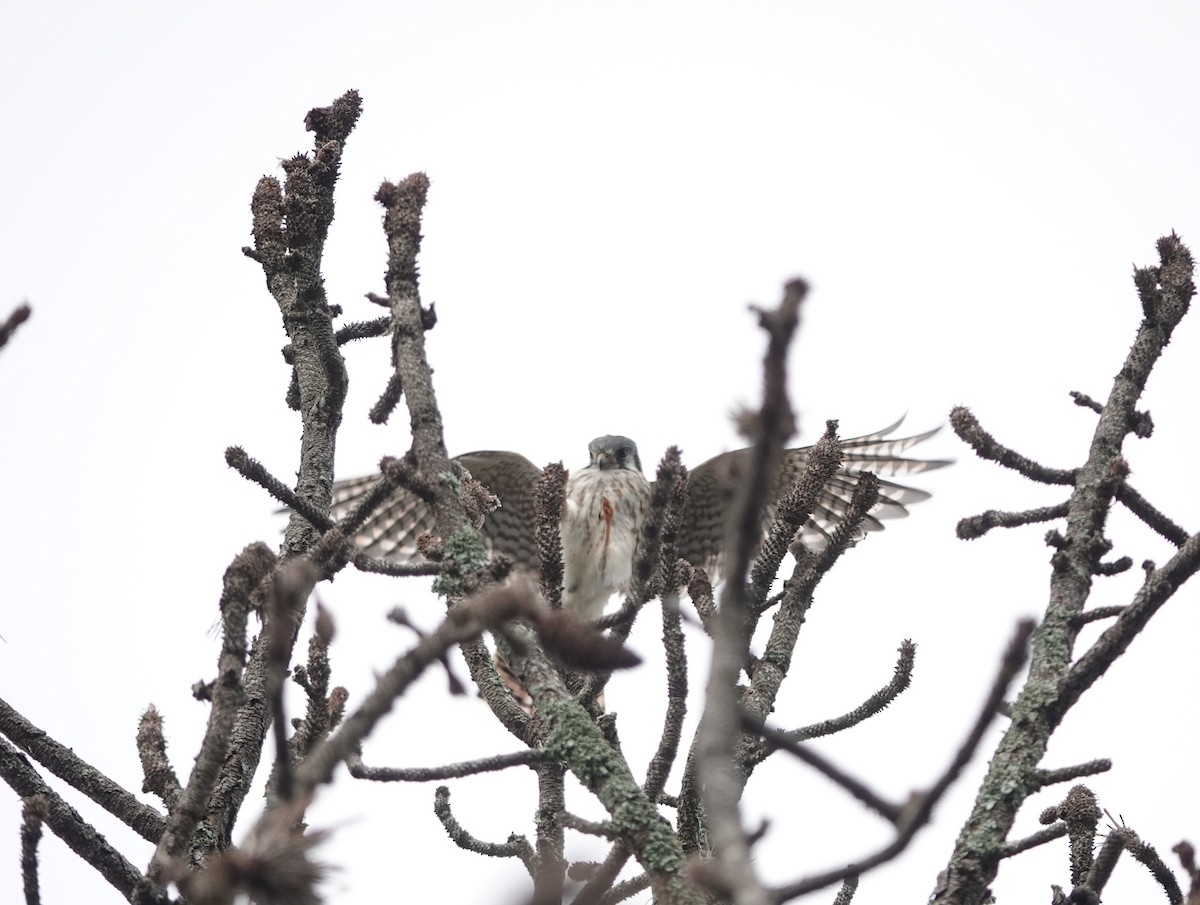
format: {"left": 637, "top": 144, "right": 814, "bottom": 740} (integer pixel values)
{"left": 675, "top": 418, "right": 950, "bottom": 578}
{"left": 329, "top": 451, "right": 542, "bottom": 569}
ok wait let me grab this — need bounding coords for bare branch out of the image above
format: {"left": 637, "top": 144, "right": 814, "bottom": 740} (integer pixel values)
{"left": 0, "top": 698, "right": 165, "bottom": 844}
{"left": 687, "top": 570, "right": 716, "bottom": 633}
{"left": 774, "top": 619, "right": 1033, "bottom": 901}
{"left": 264, "top": 561, "right": 319, "bottom": 805}
{"left": 286, "top": 617, "right": 338, "bottom": 770}
{"left": 535, "top": 462, "right": 568, "bottom": 609}
{"left": 747, "top": 422, "right": 843, "bottom": 608}
{"left": 350, "top": 553, "right": 442, "bottom": 576}
{"left": 136, "top": 706, "right": 182, "bottom": 812}
{"left": 562, "top": 812, "right": 618, "bottom": 839}
{"left": 1033, "top": 760, "right": 1112, "bottom": 790}
{"left": 598, "top": 873, "right": 653, "bottom": 905}
{"left": 1114, "top": 482, "right": 1190, "bottom": 545}
{"left": 368, "top": 370, "right": 404, "bottom": 424}
{"left": 149, "top": 542, "right": 276, "bottom": 882}
{"left": 1060, "top": 530, "right": 1200, "bottom": 713}
{"left": 644, "top": 591, "right": 689, "bottom": 801}
{"left": 1000, "top": 823, "right": 1068, "bottom": 859}
{"left": 956, "top": 503, "right": 1070, "bottom": 540}
{"left": 1171, "top": 841, "right": 1200, "bottom": 905}
{"left": 749, "top": 640, "right": 915, "bottom": 769}
{"left": 630, "top": 447, "right": 689, "bottom": 605}
{"left": 281, "top": 314, "right": 392, "bottom": 364}
{"left": 199, "top": 92, "right": 363, "bottom": 863}
{"left": 433, "top": 786, "right": 535, "bottom": 868}
{"left": 570, "top": 588, "right": 689, "bottom": 905}
{"left": 533, "top": 762, "right": 567, "bottom": 905}
{"left": 696, "top": 279, "right": 806, "bottom": 905}
{"left": 949, "top": 407, "right": 1076, "bottom": 485}
{"left": 741, "top": 471, "right": 880, "bottom": 724}
{"left": 293, "top": 606, "right": 490, "bottom": 795}
{"left": 1084, "top": 825, "right": 1183, "bottom": 904}
{"left": 505, "top": 619, "right": 702, "bottom": 904}
{"left": 21, "top": 795, "right": 47, "bottom": 905}
{"left": 346, "top": 748, "right": 551, "bottom": 781}
{"left": 1070, "top": 606, "right": 1125, "bottom": 626}
{"left": 249, "top": 91, "right": 360, "bottom": 561}
{"left": 169, "top": 796, "right": 331, "bottom": 905}
{"left": 935, "top": 234, "right": 1197, "bottom": 905}
{"left": 0, "top": 738, "right": 142, "bottom": 899}
{"left": 226, "top": 446, "right": 335, "bottom": 531}
{"left": 575, "top": 846, "right": 633, "bottom": 905}
{"left": 831, "top": 877, "right": 859, "bottom": 905}
{"left": 741, "top": 714, "right": 901, "bottom": 822}
{"left": 0, "top": 302, "right": 31, "bottom": 350}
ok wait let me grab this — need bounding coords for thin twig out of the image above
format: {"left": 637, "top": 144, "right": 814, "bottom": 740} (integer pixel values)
{"left": 1033, "top": 760, "right": 1112, "bottom": 790}
{"left": 831, "top": 877, "right": 859, "bottom": 905}
{"left": 562, "top": 812, "right": 618, "bottom": 839}
{"left": 282, "top": 315, "right": 392, "bottom": 363}
{"left": 0, "top": 303, "right": 31, "bottom": 350}
{"left": 294, "top": 608, "right": 490, "bottom": 795}
{"left": 773, "top": 619, "right": 1034, "bottom": 901}
{"left": 351, "top": 553, "right": 442, "bottom": 576}
{"left": 598, "top": 873, "right": 653, "bottom": 905}
{"left": 956, "top": 503, "right": 1070, "bottom": 540}
{"left": 749, "top": 641, "right": 916, "bottom": 767}
{"left": 949, "top": 407, "right": 1076, "bottom": 485}
{"left": 1060, "top": 531, "right": 1200, "bottom": 713}
{"left": 740, "top": 715, "right": 901, "bottom": 823}
{"left": 21, "top": 795, "right": 47, "bottom": 905}
{"left": 287, "top": 619, "right": 338, "bottom": 768}
{"left": 346, "top": 748, "right": 551, "bottom": 781}
{"left": 136, "top": 706, "right": 183, "bottom": 812}
{"left": 1000, "top": 823, "right": 1068, "bottom": 859}
{"left": 433, "top": 786, "right": 535, "bottom": 868}
{"left": 1083, "top": 826, "right": 1183, "bottom": 904}
{"left": 1114, "top": 482, "right": 1190, "bottom": 545}
{"left": 225, "top": 446, "right": 334, "bottom": 531}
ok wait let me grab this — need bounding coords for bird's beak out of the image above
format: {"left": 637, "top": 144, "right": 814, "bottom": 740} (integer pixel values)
{"left": 595, "top": 450, "right": 615, "bottom": 468}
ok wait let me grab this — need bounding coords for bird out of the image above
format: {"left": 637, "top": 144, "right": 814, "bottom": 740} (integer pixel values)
{"left": 328, "top": 418, "right": 949, "bottom": 617}
{"left": 558, "top": 435, "right": 653, "bottom": 619}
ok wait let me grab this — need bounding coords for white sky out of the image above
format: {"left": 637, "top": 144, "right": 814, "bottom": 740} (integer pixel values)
{"left": 3, "top": 3, "right": 1200, "bottom": 903}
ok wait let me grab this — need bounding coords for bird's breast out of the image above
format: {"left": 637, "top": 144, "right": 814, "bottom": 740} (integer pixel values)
{"left": 559, "top": 468, "right": 652, "bottom": 618}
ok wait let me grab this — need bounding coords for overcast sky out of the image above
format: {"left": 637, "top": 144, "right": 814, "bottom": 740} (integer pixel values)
{"left": 3, "top": 3, "right": 1200, "bottom": 903}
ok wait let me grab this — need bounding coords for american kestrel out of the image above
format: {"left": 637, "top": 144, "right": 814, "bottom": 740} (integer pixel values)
{"left": 559, "top": 435, "right": 652, "bottom": 619}
{"left": 328, "top": 419, "right": 948, "bottom": 616}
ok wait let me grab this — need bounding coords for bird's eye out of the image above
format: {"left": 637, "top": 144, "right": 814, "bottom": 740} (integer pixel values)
{"left": 618, "top": 446, "right": 631, "bottom": 460}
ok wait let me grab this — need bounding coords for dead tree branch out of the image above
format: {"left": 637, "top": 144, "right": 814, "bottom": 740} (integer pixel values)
{"left": 693, "top": 279, "right": 806, "bottom": 905}
{"left": 934, "top": 234, "right": 1197, "bottom": 905}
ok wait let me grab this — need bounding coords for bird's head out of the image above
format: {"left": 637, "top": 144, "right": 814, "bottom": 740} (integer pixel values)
{"left": 587, "top": 435, "right": 642, "bottom": 472}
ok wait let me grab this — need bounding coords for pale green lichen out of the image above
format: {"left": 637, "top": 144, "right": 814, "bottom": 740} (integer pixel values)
{"left": 544, "top": 700, "right": 691, "bottom": 883}
{"left": 431, "top": 528, "right": 488, "bottom": 596}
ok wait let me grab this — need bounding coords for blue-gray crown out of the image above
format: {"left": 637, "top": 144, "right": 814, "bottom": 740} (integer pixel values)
{"left": 587, "top": 435, "right": 642, "bottom": 472}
